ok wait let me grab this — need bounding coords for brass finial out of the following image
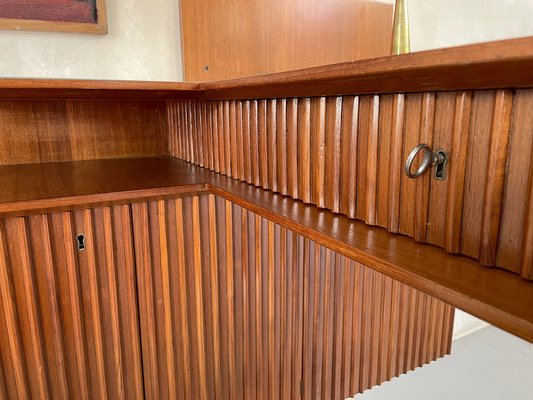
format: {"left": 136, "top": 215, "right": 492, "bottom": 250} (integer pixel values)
{"left": 391, "top": 0, "right": 410, "bottom": 55}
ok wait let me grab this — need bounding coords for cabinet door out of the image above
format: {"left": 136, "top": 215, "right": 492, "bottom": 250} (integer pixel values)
{"left": 132, "top": 193, "right": 453, "bottom": 400}
{"left": 0, "top": 206, "right": 143, "bottom": 399}
{"left": 132, "top": 194, "right": 303, "bottom": 400}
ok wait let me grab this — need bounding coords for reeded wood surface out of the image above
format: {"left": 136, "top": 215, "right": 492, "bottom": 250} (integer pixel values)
{"left": 180, "top": 0, "right": 393, "bottom": 81}
{"left": 0, "top": 100, "right": 168, "bottom": 165}
{"left": 132, "top": 193, "right": 453, "bottom": 399}
{"left": 0, "top": 37, "right": 532, "bottom": 100}
{"left": 0, "top": 157, "right": 531, "bottom": 342}
{"left": 0, "top": 205, "right": 143, "bottom": 399}
{"left": 168, "top": 89, "right": 533, "bottom": 280}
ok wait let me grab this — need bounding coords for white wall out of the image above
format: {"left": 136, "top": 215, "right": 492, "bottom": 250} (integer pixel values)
{"left": 409, "top": 0, "right": 533, "bottom": 52}
{"left": 0, "top": 0, "right": 183, "bottom": 81}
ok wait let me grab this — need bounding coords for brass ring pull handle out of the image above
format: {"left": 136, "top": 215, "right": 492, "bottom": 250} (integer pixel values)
{"left": 405, "top": 144, "right": 449, "bottom": 180}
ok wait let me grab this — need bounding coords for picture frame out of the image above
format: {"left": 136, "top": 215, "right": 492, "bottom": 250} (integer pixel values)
{"left": 0, "top": 0, "right": 107, "bottom": 35}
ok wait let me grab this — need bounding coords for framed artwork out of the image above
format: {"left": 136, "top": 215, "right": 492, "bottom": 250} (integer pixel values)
{"left": 0, "top": 0, "right": 107, "bottom": 34}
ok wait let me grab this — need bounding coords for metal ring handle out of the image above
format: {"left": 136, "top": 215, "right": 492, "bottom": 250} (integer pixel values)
{"left": 405, "top": 143, "right": 432, "bottom": 178}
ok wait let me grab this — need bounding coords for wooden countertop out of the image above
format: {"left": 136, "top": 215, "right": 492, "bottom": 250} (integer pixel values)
{"left": 1, "top": 156, "right": 532, "bottom": 343}
{"left": 1, "top": 36, "right": 533, "bottom": 100}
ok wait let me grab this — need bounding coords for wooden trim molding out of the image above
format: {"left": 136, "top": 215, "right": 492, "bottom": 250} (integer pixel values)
{"left": 0, "top": 0, "right": 108, "bottom": 35}
{"left": 0, "top": 36, "right": 532, "bottom": 99}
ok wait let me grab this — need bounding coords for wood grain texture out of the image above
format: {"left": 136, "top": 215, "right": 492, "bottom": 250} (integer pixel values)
{"left": 0, "top": 157, "right": 531, "bottom": 341}
{"left": 132, "top": 193, "right": 453, "bottom": 399}
{"left": 0, "top": 206, "right": 143, "bottom": 399}
{"left": 0, "top": 157, "right": 531, "bottom": 342}
{"left": 0, "top": 100, "right": 168, "bottom": 165}
{"left": 168, "top": 89, "right": 533, "bottom": 279}
{"left": 180, "top": 0, "right": 393, "bottom": 81}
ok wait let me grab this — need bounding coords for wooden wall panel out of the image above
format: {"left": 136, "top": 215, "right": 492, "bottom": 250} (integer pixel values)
{"left": 0, "top": 206, "right": 143, "bottom": 399}
{"left": 168, "top": 89, "right": 533, "bottom": 279}
{"left": 180, "top": 0, "right": 393, "bottom": 81}
{"left": 0, "top": 100, "right": 168, "bottom": 165}
{"left": 132, "top": 193, "right": 453, "bottom": 400}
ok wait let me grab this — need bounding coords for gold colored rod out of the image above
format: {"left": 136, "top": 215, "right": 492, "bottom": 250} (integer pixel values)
{"left": 392, "top": 0, "right": 410, "bottom": 55}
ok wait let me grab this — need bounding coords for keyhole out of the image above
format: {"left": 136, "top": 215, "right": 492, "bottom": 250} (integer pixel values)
{"left": 76, "top": 234, "right": 86, "bottom": 251}
{"left": 434, "top": 150, "right": 448, "bottom": 180}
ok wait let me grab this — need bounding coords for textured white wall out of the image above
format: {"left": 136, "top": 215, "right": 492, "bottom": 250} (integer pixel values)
{"left": 409, "top": 0, "right": 533, "bottom": 52}
{"left": 0, "top": 0, "right": 183, "bottom": 81}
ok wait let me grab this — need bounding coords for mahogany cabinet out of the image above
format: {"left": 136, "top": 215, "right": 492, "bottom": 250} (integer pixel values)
{"left": 0, "top": 193, "right": 452, "bottom": 399}
{"left": 0, "top": 37, "right": 532, "bottom": 399}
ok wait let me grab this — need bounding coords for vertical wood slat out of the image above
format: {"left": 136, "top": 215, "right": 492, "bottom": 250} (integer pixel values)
{"left": 14, "top": 218, "right": 51, "bottom": 400}
{"left": 0, "top": 221, "right": 30, "bottom": 400}
{"left": 167, "top": 89, "right": 533, "bottom": 279}
{"left": 478, "top": 90, "right": 514, "bottom": 265}
{"left": 461, "top": 91, "right": 496, "bottom": 259}
{"left": 324, "top": 97, "right": 343, "bottom": 213}
{"left": 57, "top": 212, "right": 91, "bottom": 400}
{"left": 387, "top": 94, "right": 405, "bottom": 234}
{"left": 444, "top": 92, "right": 471, "bottom": 252}
{"left": 75, "top": 209, "right": 108, "bottom": 400}
{"left": 287, "top": 98, "right": 299, "bottom": 199}
{"left": 311, "top": 97, "right": 326, "bottom": 208}
{"left": 299, "top": 98, "right": 312, "bottom": 203}
{"left": 413, "top": 93, "right": 435, "bottom": 242}
{"left": 111, "top": 205, "right": 144, "bottom": 400}
{"left": 340, "top": 96, "right": 359, "bottom": 219}
{"left": 31, "top": 215, "right": 70, "bottom": 400}
{"left": 498, "top": 90, "right": 533, "bottom": 275}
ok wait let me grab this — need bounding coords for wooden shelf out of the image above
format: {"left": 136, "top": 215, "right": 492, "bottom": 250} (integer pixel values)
{"left": 1, "top": 156, "right": 532, "bottom": 342}
{"left": 0, "top": 36, "right": 532, "bottom": 100}
{"left": 0, "top": 79, "right": 201, "bottom": 100}
{"left": 0, "top": 157, "right": 208, "bottom": 215}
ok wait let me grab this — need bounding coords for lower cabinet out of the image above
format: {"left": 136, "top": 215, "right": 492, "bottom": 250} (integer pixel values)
{"left": 131, "top": 194, "right": 454, "bottom": 400}
{"left": 0, "top": 193, "right": 453, "bottom": 400}
{"left": 0, "top": 206, "right": 143, "bottom": 400}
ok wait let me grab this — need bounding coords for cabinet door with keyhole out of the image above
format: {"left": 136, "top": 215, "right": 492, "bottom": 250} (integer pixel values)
{"left": 0, "top": 206, "right": 143, "bottom": 400}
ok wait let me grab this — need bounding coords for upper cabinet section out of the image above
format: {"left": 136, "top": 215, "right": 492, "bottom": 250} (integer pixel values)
{"left": 167, "top": 88, "right": 533, "bottom": 281}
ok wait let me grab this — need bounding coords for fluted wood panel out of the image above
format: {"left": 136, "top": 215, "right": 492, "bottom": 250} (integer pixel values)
{"left": 0, "top": 206, "right": 143, "bottom": 399}
{"left": 167, "top": 89, "right": 533, "bottom": 279}
{"left": 132, "top": 193, "right": 453, "bottom": 400}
